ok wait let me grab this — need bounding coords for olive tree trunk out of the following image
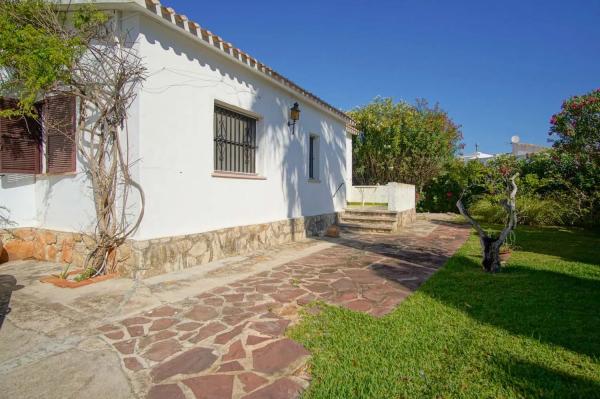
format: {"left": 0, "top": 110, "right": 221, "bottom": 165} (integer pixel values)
{"left": 456, "top": 173, "right": 519, "bottom": 273}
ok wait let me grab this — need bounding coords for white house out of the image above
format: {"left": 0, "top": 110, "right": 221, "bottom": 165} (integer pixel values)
{"left": 0, "top": 0, "right": 359, "bottom": 277}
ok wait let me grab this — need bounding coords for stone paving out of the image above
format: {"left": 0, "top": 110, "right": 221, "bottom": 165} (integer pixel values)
{"left": 99, "top": 220, "right": 470, "bottom": 399}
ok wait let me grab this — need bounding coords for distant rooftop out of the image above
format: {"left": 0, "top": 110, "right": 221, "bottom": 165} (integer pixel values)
{"left": 460, "top": 151, "right": 496, "bottom": 161}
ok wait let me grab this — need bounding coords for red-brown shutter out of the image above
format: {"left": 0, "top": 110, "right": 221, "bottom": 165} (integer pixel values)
{"left": 0, "top": 98, "right": 42, "bottom": 174}
{"left": 44, "top": 95, "right": 76, "bottom": 174}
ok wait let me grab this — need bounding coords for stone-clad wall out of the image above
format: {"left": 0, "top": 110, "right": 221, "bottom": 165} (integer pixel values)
{"left": 0, "top": 213, "right": 337, "bottom": 278}
{"left": 1, "top": 229, "right": 85, "bottom": 266}
{"left": 395, "top": 208, "right": 417, "bottom": 230}
{"left": 122, "top": 213, "right": 338, "bottom": 278}
{"left": 0, "top": 228, "right": 135, "bottom": 272}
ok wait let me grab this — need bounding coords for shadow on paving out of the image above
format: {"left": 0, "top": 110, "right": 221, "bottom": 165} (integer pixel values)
{"left": 317, "top": 222, "right": 471, "bottom": 292}
{"left": 0, "top": 274, "right": 23, "bottom": 331}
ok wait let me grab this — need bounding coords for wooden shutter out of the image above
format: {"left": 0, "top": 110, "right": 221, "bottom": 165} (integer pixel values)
{"left": 44, "top": 95, "right": 76, "bottom": 174}
{"left": 0, "top": 98, "right": 42, "bottom": 174}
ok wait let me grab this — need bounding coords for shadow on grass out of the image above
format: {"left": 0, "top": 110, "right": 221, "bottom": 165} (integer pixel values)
{"left": 497, "top": 357, "right": 600, "bottom": 398}
{"left": 419, "top": 251, "right": 600, "bottom": 359}
{"left": 511, "top": 226, "right": 600, "bottom": 265}
{"left": 465, "top": 224, "right": 600, "bottom": 266}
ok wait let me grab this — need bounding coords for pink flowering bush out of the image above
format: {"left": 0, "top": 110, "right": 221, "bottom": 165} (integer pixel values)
{"left": 550, "top": 88, "right": 600, "bottom": 161}
{"left": 419, "top": 89, "right": 599, "bottom": 226}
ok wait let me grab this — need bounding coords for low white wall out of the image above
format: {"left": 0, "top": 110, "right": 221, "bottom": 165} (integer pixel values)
{"left": 387, "top": 183, "right": 415, "bottom": 212}
{"left": 348, "top": 185, "right": 388, "bottom": 204}
{"left": 348, "top": 183, "right": 415, "bottom": 213}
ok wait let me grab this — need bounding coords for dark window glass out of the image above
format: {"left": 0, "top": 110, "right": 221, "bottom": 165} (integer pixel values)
{"left": 309, "top": 136, "right": 315, "bottom": 179}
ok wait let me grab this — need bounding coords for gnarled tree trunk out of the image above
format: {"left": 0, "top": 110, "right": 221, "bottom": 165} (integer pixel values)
{"left": 457, "top": 173, "right": 519, "bottom": 273}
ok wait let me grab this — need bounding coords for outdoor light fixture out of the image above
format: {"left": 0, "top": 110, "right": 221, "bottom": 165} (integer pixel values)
{"left": 288, "top": 102, "right": 300, "bottom": 134}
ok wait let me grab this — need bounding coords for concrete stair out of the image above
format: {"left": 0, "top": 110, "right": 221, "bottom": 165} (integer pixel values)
{"left": 338, "top": 208, "right": 399, "bottom": 234}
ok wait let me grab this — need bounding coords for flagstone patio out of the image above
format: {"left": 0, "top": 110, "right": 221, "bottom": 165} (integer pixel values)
{"left": 0, "top": 218, "right": 469, "bottom": 399}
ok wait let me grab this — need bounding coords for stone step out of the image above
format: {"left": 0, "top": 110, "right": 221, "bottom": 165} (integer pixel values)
{"left": 338, "top": 222, "right": 395, "bottom": 234}
{"left": 339, "top": 215, "right": 397, "bottom": 224}
{"left": 343, "top": 209, "right": 398, "bottom": 219}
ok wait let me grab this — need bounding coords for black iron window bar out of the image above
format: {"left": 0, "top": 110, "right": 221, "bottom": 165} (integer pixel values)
{"left": 214, "top": 105, "right": 257, "bottom": 173}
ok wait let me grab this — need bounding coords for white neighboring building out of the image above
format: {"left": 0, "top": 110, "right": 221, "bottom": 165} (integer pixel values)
{"left": 460, "top": 151, "right": 497, "bottom": 163}
{"left": 0, "top": 0, "right": 358, "bottom": 276}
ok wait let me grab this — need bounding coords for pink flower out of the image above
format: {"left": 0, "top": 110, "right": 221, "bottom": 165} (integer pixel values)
{"left": 499, "top": 166, "right": 510, "bottom": 177}
{"left": 446, "top": 191, "right": 453, "bottom": 198}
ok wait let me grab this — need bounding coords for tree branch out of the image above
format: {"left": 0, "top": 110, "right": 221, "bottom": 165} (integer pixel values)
{"left": 456, "top": 190, "right": 488, "bottom": 239}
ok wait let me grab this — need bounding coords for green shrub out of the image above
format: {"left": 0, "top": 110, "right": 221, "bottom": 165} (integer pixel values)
{"left": 469, "top": 195, "right": 570, "bottom": 226}
{"left": 420, "top": 149, "right": 599, "bottom": 227}
{"left": 516, "top": 195, "right": 569, "bottom": 226}
{"left": 468, "top": 197, "right": 505, "bottom": 224}
{"left": 419, "top": 159, "right": 487, "bottom": 213}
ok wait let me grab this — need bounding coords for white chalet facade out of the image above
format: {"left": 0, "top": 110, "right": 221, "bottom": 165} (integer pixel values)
{"left": 0, "top": 0, "right": 357, "bottom": 276}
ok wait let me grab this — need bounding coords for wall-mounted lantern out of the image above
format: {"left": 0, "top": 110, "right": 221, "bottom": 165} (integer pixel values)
{"left": 288, "top": 102, "right": 300, "bottom": 134}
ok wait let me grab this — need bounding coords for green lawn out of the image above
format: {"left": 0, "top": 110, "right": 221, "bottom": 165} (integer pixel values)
{"left": 289, "top": 226, "right": 600, "bottom": 398}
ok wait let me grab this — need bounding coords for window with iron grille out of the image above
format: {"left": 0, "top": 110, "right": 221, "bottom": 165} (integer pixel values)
{"left": 213, "top": 105, "right": 257, "bottom": 174}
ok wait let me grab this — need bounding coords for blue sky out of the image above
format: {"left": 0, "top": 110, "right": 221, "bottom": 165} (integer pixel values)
{"left": 164, "top": 0, "right": 600, "bottom": 154}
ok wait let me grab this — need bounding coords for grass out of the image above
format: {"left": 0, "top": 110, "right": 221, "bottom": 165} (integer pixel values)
{"left": 289, "top": 226, "right": 600, "bottom": 398}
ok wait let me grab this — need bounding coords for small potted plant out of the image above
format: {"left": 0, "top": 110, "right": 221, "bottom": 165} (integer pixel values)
{"left": 499, "top": 243, "right": 512, "bottom": 262}
{"left": 499, "top": 232, "right": 516, "bottom": 263}
{"left": 41, "top": 265, "right": 117, "bottom": 288}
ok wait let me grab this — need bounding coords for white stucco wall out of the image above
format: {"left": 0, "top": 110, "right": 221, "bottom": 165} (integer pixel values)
{"left": 0, "top": 148, "right": 98, "bottom": 232}
{"left": 133, "top": 14, "right": 349, "bottom": 240}
{"left": 345, "top": 133, "right": 353, "bottom": 200}
{"left": 0, "top": 174, "right": 37, "bottom": 227}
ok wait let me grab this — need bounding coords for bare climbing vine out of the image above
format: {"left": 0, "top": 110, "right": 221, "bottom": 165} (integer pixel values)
{"left": 72, "top": 30, "right": 146, "bottom": 276}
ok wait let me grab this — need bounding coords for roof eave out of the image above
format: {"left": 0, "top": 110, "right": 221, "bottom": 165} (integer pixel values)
{"left": 57, "top": 0, "right": 355, "bottom": 127}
